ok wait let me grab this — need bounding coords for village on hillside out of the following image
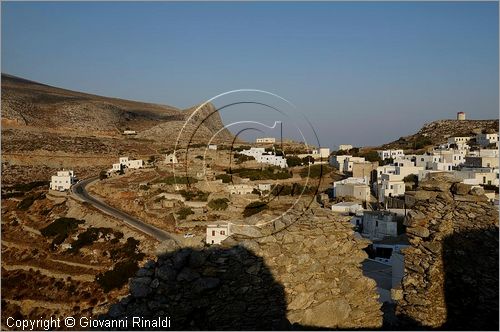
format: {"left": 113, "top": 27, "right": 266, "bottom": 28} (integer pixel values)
{"left": 44, "top": 111, "right": 499, "bottom": 310}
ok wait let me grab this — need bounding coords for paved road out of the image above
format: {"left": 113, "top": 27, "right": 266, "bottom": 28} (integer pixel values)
{"left": 71, "top": 177, "right": 180, "bottom": 243}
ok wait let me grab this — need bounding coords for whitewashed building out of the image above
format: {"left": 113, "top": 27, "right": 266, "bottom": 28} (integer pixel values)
{"left": 378, "top": 174, "right": 405, "bottom": 203}
{"left": 329, "top": 155, "right": 352, "bottom": 172}
{"left": 206, "top": 223, "right": 230, "bottom": 245}
{"left": 165, "top": 153, "right": 178, "bottom": 164}
{"left": 338, "top": 144, "right": 353, "bottom": 151}
{"left": 333, "top": 177, "right": 370, "bottom": 201}
{"left": 256, "top": 137, "right": 276, "bottom": 143}
{"left": 476, "top": 133, "right": 499, "bottom": 147}
{"left": 360, "top": 211, "right": 401, "bottom": 240}
{"left": 111, "top": 156, "right": 144, "bottom": 173}
{"left": 447, "top": 136, "right": 472, "bottom": 147}
{"left": 50, "top": 170, "right": 76, "bottom": 191}
{"left": 240, "top": 148, "right": 287, "bottom": 168}
{"left": 331, "top": 202, "right": 363, "bottom": 214}
{"left": 343, "top": 156, "right": 366, "bottom": 173}
{"left": 227, "top": 184, "right": 255, "bottom": 195}
{"left": 377, "top": 150, "right": 404, "bottom": 160}
{"left": 208, "top": 144, "right": 218, "bottom": 150}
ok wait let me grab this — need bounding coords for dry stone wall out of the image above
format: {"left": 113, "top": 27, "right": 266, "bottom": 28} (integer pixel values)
{"left": 396, "top": 174, "right": 499, "bottom": 330}
{"left": 104, "top": 203, "right": 383, "bottom": 329}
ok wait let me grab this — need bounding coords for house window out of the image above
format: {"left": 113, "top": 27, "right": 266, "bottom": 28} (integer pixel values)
{"left": 376, "top": 220, "right": 378, "bottom": 227}
{"left": 212, "top": 231, "right": 216, "bottom": 236}
{"left": 483, "top": 176, "right": 486, "bottom": 183}
{"left": 220, "top": 231, "right": 225, "bottom": 235}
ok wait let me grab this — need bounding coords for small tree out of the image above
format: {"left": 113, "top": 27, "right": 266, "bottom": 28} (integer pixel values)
{"left": 243, "top": 201, "right": 268, "bottom": 217}
{"left": 99, "top": 170, "right": 108, "bottom": 180}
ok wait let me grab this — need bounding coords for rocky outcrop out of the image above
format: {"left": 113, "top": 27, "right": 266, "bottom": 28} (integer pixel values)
{"left": 104, "top": 206, "right": 383, "bottom": 329}
{"left": 381, "top": 119, "right": 499, "bottom": 150}
{"left": 396, "top": 174, "right": 499, "bottom": 330}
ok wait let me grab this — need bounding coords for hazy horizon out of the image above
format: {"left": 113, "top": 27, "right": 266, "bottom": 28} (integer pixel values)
{"left": 2, "top": 2, "right": 498, "bottom": 149}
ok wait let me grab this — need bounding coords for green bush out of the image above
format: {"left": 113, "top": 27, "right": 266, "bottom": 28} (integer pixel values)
{"left": 110, "top": 237, "right": 144, "bottom": 262}
{"left": 234, "top": 153, "right": 255, "bottom": 164}
{"left": 99, "top": 170, "right": 108, "bottom": 180}
{"left": 178, "top": 189, "right": 209, "bottom": 201}
{"left": 271, "top": 184, "right": 316, "bottom": 196}
{"left": 40, "top": 217, "right": 84, "bottom": 250}
{"left": 96, "top": 259, "right": 139, "bottom": 292}
{"left": 6, "top": 181, "right": 48, "bottom": 193}
{"left": 228, "top": 167, "right": 292, "bottom": 181}
{"left": 215, "top": 174, "right": 232, "bottom": 183}
{"left": 243, "top": 201, "right": 268, "bottom": 217}
{"left": 68, "top": 227, "right": 122, "bottom": 253}
{"left": 208, "top": 198, "right": 229, "bottom": 210}
{"left": 286, "top": 156, "right": 303, "bottom": 167}
{"left": 300, "top": 164, "right": 332, "bottom": 179}
{"left": 17, "top": 192, "right": 45, "bottom": 211}
{"left": 177, "top": 207, "right": 194, "bottom": 220}
{"left": 403, "top": 174, "right": 418, "bottom": 184}
{"left": 157, "top": 176, "right": 198, "bottom": 185}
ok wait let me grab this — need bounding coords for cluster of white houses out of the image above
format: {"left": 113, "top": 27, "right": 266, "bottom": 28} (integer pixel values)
{"left": 329, "top": 132, "right": 499, "bottom": 205}
{"left": 110, "top": 156, "right": 144, "bottom": 173}
{"left": 239, "top": 147, "right": 288, "bottom": 168}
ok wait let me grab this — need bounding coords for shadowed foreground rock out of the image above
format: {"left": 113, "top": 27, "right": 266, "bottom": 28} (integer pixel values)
{"left": 103, "top": 207, "right": 383, "bottom": 330}
{"left": 396, "top": 174, "right": 499, "bottom": 330}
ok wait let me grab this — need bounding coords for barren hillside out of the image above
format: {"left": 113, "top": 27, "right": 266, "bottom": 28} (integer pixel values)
{"left": 380, "top": 119, "right": 499, "bottom": 150}
{"left": 1, "top": 74, "right": 233, "bottom": 184}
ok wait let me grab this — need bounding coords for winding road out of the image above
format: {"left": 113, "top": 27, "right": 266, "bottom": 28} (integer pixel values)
{"left": 71, "top": 177, "right": 180, "bottom": 243}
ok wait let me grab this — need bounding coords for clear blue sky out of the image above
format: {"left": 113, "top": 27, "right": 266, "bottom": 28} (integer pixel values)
{"left": 2, "top": 2, "right": 498, "bottom": 148}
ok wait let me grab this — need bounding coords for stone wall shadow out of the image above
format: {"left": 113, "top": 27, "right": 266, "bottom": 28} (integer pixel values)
{"left": 441, "top": 226, "right": 499, "bottom": 330}
{"left": 103, "top": 245, "right": 291, "bottom": 330}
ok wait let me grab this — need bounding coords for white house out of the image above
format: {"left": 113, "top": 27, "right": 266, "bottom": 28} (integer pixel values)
{"left": 338, "top": 144, "right": 353, "bottom": 151}
{"left": 227, "top": 184, "right": 255, "bottom": 195}
{"left": 206, "top": 223, "right": 230, "bottom": 245}
{"left": 333, "top": 177, "right": 370, "bottom": 201}
{"left": 476, "top": 133, "right": 499, "bottom": 147}
{"left": 343, "top": 156, "right": 366, "bottom": 173}
{"left": 318, "top": 147, "right": 330, "bottom": 159}
{"left": 455, "top": 168, "right": 499, "bottom": 187}
{"left": 208, "top": 144, "right": 218, "bottom": 150}
{"left": 123, "top": 130, "right": 137, "bottom": 135}
{"left": 329, "top": 155, "right": 352, "bottom": 172}
{"left": 447, "top": 136, "right": 472, "bottom": 146}
{"left": 50, "top": 170, "right": 76, "bottom": 191}
{"left": 165, "top": 153, "right": 178, "bottom": 164}
{"left": 378, "top": 173, "right": 405, "bottom": 203}
{"left": 111, "top": 157, "right": 144, "bottom": 173}
{"left": 240, "top": 148, "right": 288, "bottom": 168}
{"left": 377, "top": 150, "right": 404, "bottom": 160}
{"left": 257, "top": 183, "right": 272, "bottom": 192}
{"left": 331, "top": 202, "right": 363, "bottom": 214}
{"left": 360, "top": 211, "right": 401, "bottom": 240}
{"left": 256, "top": 137, "right": 276, "bottom": 143}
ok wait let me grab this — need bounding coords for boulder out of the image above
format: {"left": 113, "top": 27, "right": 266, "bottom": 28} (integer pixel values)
{"left": 129, "top": 277, "right": 153, "bottom": 298}
{"left": 407, "top": 226, "right": 430, "bottom": 238}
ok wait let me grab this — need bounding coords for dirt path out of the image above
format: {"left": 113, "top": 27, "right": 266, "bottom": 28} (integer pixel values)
{"left": 49, "top": 258, "right": 105, "bottom": 271}
{"left": 2, "top": 264, "right": 95, "bottom": 282}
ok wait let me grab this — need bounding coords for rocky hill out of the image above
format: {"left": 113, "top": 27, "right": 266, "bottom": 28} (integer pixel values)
{"left": 1, "top": 74, "right": 233, "bottom": 184}
{"left": 396, "top": 173, "right": 498, "bottom": 330}
{"left": 380, "top": 119, "right": 499, "bottom": 150}
{"left": 103, "top": 202, "right": 383, "bottom": 329}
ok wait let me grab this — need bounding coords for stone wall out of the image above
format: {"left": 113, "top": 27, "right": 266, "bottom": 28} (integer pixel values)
{"left": 396, "top": 174, "right": 499, "bottom": 330}
{"left": 105, "top": 203, "right": 383, "bottom": 329}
